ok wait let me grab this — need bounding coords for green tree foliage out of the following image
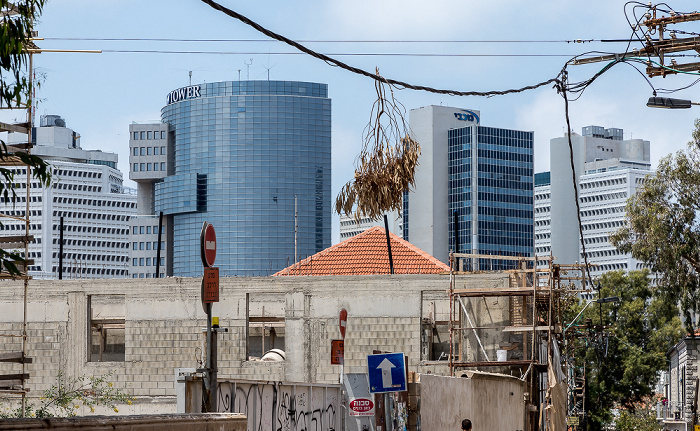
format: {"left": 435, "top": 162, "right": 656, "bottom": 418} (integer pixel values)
{"left": 569, "top": 271, "right": 682, "bottom": 430}
{"left": 614, "top": 405, "right": 661, "bottom": 431}
{"left": 611, "top": 121, "right": 700, "bottom": 330}
{"left": 0, "top": 371, "right": 133, "bottom": 418}
{"left": 0, "top": 0, "right": 51, "bottom": 276}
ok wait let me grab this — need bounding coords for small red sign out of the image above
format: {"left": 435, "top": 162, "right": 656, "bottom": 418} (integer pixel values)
{"left": 331, "top": 339, "right": 344, "bottom": 365}
{"left": 339, "top": 308, "right": 347, "bottom": 339}
{"left": 203, "top": 267, "right": 219, "bottom": 303}
{"left": 201, "top": 222, "right": 217, "bottom": 267}
{"left": 349, "top": 398, "right": 374, "bottom": 416}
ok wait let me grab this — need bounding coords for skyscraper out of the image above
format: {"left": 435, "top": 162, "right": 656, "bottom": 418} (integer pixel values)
{"left": 131, "top": 80, "right": 331, "bottom": 277}
{"left": 2, "top": 114, "right": 136, "bottom": 279}
{"left": 536, "top": 125, "right": 652, "bottom": 281}
{"left": 404, "top": 106, "right": 534, "bottom": 268}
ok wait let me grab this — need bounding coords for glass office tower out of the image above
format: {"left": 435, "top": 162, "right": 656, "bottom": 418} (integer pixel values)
{"left": 404, "top": 106, "right": 533, "bottom": 269}
{"left": 447, "top": 126, "right": 534, "bottom": 269}
{"left": 155, "top": 80, "right": 331, "bottom": 277}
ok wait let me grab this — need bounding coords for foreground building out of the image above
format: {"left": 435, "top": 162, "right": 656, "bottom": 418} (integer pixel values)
{"left": 1, "top": 115, "right": 136, "bottom": 279}
{"left": 130, "top": 80, "right": 332, "bottom": 277}
{"left": 535, "top": 125, "right": 652, "bottom": 280}
{"left": 405, "top": 105, "right": 534, "bottom": 268}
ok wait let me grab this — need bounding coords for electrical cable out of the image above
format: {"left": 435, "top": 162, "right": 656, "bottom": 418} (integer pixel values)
{"left": 198, "top": 0, "right": 564, "bottom": 97}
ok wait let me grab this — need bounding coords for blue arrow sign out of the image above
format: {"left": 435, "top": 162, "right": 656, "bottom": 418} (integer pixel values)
{"left": 367, "top": 353, "right": 407, "bottom": 393}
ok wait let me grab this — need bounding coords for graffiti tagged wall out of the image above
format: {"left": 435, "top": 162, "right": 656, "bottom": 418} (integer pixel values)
{"left": 216, "top": 380, "right": 341, "bottom": 431}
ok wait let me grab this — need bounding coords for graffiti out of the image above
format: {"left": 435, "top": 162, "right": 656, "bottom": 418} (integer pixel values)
{"left": 216, "top": 380, "right": 339, "bottom": 431}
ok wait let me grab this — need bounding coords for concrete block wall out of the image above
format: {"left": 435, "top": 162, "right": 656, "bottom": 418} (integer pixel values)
{"left": 0, "top": 273, "right": 508, "bottom": 411}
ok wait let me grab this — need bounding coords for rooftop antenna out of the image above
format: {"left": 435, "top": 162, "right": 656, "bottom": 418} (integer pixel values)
{"left": 189, "top": 71, "right": 192, "bottom": 85}
{"left": 237, "top": 69, "right": 241, "bottom": 81}
{"left": 244, "top": 58, "right": 253, "bottom": 80}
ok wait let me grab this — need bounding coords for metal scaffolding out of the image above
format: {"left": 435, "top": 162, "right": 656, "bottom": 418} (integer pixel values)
{"left": 448, "top": 252, "right": 589, "bottom": 431}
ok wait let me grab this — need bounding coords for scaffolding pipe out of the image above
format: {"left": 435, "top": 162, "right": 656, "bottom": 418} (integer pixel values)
{"left": 456, "top": 295, "right": 490, "bottom": 362}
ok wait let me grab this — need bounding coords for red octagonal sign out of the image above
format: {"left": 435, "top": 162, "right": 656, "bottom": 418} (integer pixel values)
{"left": 201, "top": 222, "right": 216, "bottom": 267}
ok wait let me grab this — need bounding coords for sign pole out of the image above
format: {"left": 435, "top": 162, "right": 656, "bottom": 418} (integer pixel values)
{"left": 339, "top": 309, "right": 347, "bottom": 385}
{"left": 204, "top": 302, "right": 213, "bottom": 411}
{"left": 200, "top": 221, "right": 219, "bottom": 412}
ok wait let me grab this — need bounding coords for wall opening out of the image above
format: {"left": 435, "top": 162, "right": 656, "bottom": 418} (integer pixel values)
{"left": 246, "top": 293, "right": 285, "bottom": 360}
{"left": 87, "top": 295, "right": 125, "bottom": 362}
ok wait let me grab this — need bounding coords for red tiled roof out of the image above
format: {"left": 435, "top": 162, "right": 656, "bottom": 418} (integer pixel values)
{"left": 273, "top": 226, "right": 449, "bottom": 276}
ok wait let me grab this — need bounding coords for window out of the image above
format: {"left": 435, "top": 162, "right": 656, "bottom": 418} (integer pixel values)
{"left": 139, "top": 242, "right": 144, "bottom": 250}
{"left": 133, "top": 226, "right": 138, "bottom": 235}
{"left": 161, "top": 162, "right": 165, "bottom": 171}
{"left": 160, "top": 146, "right": 166, "bottom": 155}
{"left": 161, "top": 131, "right": 166, "bottom": 139}
{"left": 132, "top": 258, "right": 137, "bottom": 266}
{"left": 420, "top": 292, "right": 451, "bottom": 361}
{"left": 88, "top": 295, "right": 125, "bottom": 362}
{"left": 133, "top": 147, "right": 138, "bottom": 156}
{"left": 139, "top": 226, "right": 145, "bottom": 234}
{"left": 140, "top": 163, "right": 145, "bottom": 171}
{"left": 146, "top": 163, "right": 151, "bottom": 171}
{"left": 146, "top": 226, "right": 151, "bottom": 234}
{"left": 146, "top": 242, "right": 151, "bottom": 250}
{"left": 154, "top": 147, "right": 159, "bottom": 156}
{"left": 140, "top": 131, "right": 145, "bottom": 140}
{"left": 133, "top": 163, "right": 138, "bottom": 172}
{"left": 133, "top": 132, "right": 139, "bottom": 140}
{"left": 146, "top": 258, "right": 151, "bottom": 266}
{"left": 147, "top": 131, "right": 152, "bottom": 140}
{"left": 140, "top": 147, "right": 145, "bottom": 156}
{"left": 246, "top": 294, "right": 286, "bottom": 360}
{"left": 147, "top": 147, "right": 152, "bottom": 156}
{"left": 153, "top": 163, "right": 159, "bottom": 171}
{"left": 132, "top": 242, "right": 137, "bottom": 250}
{"left": 139, "top": 258, "right": 144, "bottom": 266}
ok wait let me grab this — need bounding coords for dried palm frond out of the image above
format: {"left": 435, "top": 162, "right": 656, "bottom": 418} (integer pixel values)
{"left": 335, "top": 69, "right": 421, "bottom": 221}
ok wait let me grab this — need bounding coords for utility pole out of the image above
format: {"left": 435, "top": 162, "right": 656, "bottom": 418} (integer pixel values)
{"left": 572, "top": 5, "right": 700, "bottom": 78}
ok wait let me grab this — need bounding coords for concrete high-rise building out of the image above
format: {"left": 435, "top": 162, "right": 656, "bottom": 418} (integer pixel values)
{"left": 536, "top": 125, "right": 652, "bottom": 281}
{"left": 1, "top": 115, "right": 137, "bottom": 279}
{"left": 338, "top": 210, "right": 402, "bottom": 241}
{"left": 130, "top": 80, "right": 331, "bottom": 277}
{"left": 404, "top": 105, "right": 534, "bottom": 267}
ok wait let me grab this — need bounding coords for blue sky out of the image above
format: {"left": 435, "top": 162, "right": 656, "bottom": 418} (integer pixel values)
{"left": 21, "top": 0, "right": 700, "bottom": 243}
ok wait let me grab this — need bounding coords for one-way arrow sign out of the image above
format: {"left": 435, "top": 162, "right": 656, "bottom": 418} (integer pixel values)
{"left": 367, "top": 352, "right": 407, "bottom": 393}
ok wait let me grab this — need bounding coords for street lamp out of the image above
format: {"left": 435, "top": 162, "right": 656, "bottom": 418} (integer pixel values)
{"left": 565, "top": 296, "right": 621, "bottom": 332}
{"left": 647, "top": 96, "right": 699, "bottom": 109}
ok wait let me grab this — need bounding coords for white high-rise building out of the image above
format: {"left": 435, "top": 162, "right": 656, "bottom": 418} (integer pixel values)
{"left": 0, "top": 115, "right": 136, "bottom": 279}
{"left": 338, "top": 210, "right": 402, "bottom": 241}
{"left": 535, "top": 125, "right": 652, "bottom": 281}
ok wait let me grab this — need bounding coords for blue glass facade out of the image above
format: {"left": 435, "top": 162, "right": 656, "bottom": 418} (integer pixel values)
{"left": 157, "top": 80, "right": 331, "bottom": 277}
{"left": 448, "top": 126, "right": 534, "bottom": 269}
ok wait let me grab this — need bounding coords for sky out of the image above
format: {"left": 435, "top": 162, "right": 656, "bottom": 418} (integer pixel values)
{"left": 15, "top": 0, "right": 700, "bottom": 243}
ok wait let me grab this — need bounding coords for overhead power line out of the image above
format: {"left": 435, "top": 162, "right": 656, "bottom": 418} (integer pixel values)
{"left": 95, "top": 50, "right": 575, "bottom": 57}
{"left": 43, "top": 37, "right": 610, "bottom": 44}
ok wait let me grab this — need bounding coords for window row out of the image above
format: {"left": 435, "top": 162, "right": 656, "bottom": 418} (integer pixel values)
{"left": 133, "top": 163, "right": 166, "bottom": 172}
{"left": 0, "top": 224, "right": 41, "bottom": 231}
{"left": 0, "top": 196, "right": 42, "bottom": 203}
{"left": 53, "top": 197, "right": 135, "bottom": 208}
{"left": 132, "top": 257, "right": 165, "bottom": 266}
{"left": 52, "top": 239, "right": 128, "bottom": 249}
{"left": 580, "top": 177, "right": 627, "bottom": 189}
{"left": 133, "top": 241, "right": 165, "bottom": 250}
{"left": 53, "top": 212, "right": 128, "bottom": 221}
{"left": 53, "top": 253, "right": 128, "bottom": 262}
{"left": 133, "top": 225, "right": 161, "bottom": 235}
{"left": 579, "top": 191, "right": 627, "bottom": 203}
{"left": 55, "top": 267, "right": 127, "bottom": 275}
{"left": 52, "top": 224, "right": 130, "bottom": 232}
{"left": 53, "top": 169, "right": 102, "bottom": 179}
{"left": 582, "top": 220, "right": 626, "bottom": 231}
{"left": 133, "top": 131, "right": 166, "bottom": 140}
{"left": 132, "top": 273, "right": 165, "bottom": 278}
{"left": 54, "top": 183, "right": 101, "bottom": 193}
{"left": 133, "top": 146, "right": 167, "bottom": 156}
{"left": 581, "top": 206, "right": 625, "bottom": 218}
